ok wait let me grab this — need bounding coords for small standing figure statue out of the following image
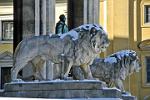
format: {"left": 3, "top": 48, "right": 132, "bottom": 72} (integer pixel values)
{"left": 55, "top": 14, "right": 68, "bottom": 34}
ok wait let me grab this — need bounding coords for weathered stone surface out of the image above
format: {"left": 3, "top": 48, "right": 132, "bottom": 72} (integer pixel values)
{"left": 122, "top": 95, "right": 137, "bottom": 100}
{"left": 1, "top": 80, "right": 137, "bottom": 99}
{"left": 0, "top": 80, "right": 124, "bottom": 98}
{"left": 102, "top": 88, "right": 122, "bottom": 98}
{"left": 4, "top": 90, "right": 104, "bottom": 98}
{"left": 4, "top": 80, "right": 106, "bottom": 91}
{"left": 0, "top": 90, "right": 4, "bottom": 97}
{"left": 3, "top": 80, "right": 107, "bottom": 98}
{"left": 0, "top": 97, "right": 123, "bottom": 100}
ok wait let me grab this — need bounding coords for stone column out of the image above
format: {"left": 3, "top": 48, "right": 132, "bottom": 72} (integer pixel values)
{"left": 13, "top": 0, "right": 55, "bottom": 80}
{"left": 68, "top": 0, "right": 99, "bottom": 29}
{"left": 85, "top": 0, "right": 99, "bottom": 24}
{"left": 13, "top": 0, "right": 55, "bottom": 50}
{"left": 13, "top": 0, "right": 23, "bottom": 51}
{"left": 35, "top": 0, "right": 40, "bottom": 36}
{"left": 47, "top": 0, "right": 55, "bottom": 34}
{"left": 46, "top": 61, "right": 54, "bottom": 80}
{"left": 0, "top": 67, "right": 1, "bottom": 89}
{"left": 22, "top": 0, "right": 37, "bottom": 79}
{"left": 41, "top": 0, "right": 46, "bottom": 35}
{"left": 22, "top": 0, "right": 35, "bottom": 38}
{"left": 40, "top": 0, "right": 55, "bottom": 80}
{"left": 68, "top": 0, "right": 83, "bottom": 30}
{"left": 41, "top": 0, "right": 55, "bottom": 35}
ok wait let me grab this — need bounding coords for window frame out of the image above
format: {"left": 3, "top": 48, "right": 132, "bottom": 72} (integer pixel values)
{"left": 141, "top": 1, "right": 150, "bottom": 27}
{"left": 144, "top": 5, "right": 150, "bottom": 24}
{"left": 141, "top": 52, "right": 150, "bottom": 87}
{"left": 145, "top": 56, "right": 150, "bottom": 83}
{"left": 1, "top": 20, "right": 13, "bottom": 42}
{"left": 141, "top": 1, "right": 150, "bottom": 28}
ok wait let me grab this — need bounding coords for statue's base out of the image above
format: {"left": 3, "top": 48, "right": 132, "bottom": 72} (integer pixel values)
{"left": 1, "top": 80, "right": 136, "bottom": 100}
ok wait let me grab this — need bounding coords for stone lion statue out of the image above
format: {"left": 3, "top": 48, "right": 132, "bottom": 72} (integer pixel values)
{"left": 11, "top": 24, "right": 109, "bottom": 81}
{"left": 72, "top": 50, "right": 141, "bottom": 92}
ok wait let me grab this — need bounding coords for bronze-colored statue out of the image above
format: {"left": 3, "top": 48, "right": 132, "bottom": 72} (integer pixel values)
{"left": 55, "top": 14, "right": 68, "bottom": 34}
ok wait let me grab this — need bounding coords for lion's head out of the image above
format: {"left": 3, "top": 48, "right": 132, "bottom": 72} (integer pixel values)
{"left": 109, "top": 50, "right": 141, "bottom": 80}
{"left": 124, "top": 50, "right": 141, "bottom": 74}
{"left": 60, "top": 24, "right": 109, "bottom": 54}
{"left": 89, "top": 27, "right": 109, "bottom": 53}
{"left": 75, "top": 24, "right": 110, "bottom": 54}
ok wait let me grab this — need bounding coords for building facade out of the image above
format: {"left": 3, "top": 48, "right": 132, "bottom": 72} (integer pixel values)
{"left": 100, "top": 0, "right": 150, "bottom": 99}
{"left": 0, "top": 0, "right": 13, "bottom": 89}
{"left": 0, "top": 0, "right": 150, "bottom": 99}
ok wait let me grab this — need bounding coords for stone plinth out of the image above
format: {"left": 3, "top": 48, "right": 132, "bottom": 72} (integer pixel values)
{"left": 0, "top": 90, "right": 4, "bottom": 97}
{"left": 122, "top": 95, "right": 137, "bottom": 100}
{"left": 102, "top": 88, "right": 122, "bottom": 98}
{"left": 3, "top": 80, "right": 107, "bottom": 98}
{"left": 1, "top": 80, "right": 137, "bottom": 99}
{"left": 4, "top": 80, "right": 106, "bottom": 91}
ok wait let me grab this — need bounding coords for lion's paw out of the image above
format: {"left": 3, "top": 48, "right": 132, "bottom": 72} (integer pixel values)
{"left": 63, "top": 76, "right": 73, "bottom": 80}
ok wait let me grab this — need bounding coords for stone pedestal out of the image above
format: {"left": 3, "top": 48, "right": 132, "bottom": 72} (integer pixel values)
{"left": 0, "top": 90, "right": 4, "bottom": 97}
{"left": 3, "top": 80, "right": 106, "bottom": 98}
{"left": 1, "top": 80, "right": 136, "bottom": 100}
{"left": 122, "top": 95, "right": 137, "bottom": 100}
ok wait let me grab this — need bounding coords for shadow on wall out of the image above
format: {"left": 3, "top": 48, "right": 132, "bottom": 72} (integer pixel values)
{"left": 105, "top": 37, "right": 139, "bottom": 56}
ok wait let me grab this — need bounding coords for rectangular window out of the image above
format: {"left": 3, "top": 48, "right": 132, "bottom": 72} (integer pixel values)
{"left": 145, "top": 5, "right": 150, "bottom": 23}
{"left": 146, "top": 56, "right": 150, "bottom": 83}
{"left": 2, "top": 21, "right": 13, "bottom": 41}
